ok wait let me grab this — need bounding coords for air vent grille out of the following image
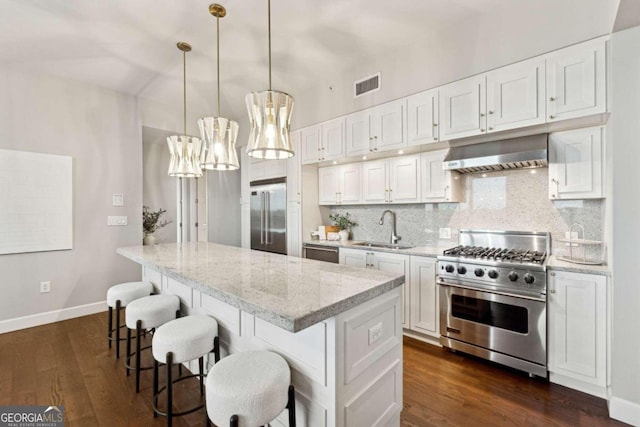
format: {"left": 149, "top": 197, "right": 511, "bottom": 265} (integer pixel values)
{"left": 354, "top": 73, "right": 380, "bottom": 98}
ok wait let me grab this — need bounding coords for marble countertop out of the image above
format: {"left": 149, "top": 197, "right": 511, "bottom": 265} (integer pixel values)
{"left": 117, "top": 242, "right": 404, "bottom": 333}
{"left": 304, "top": 241, "right": 611, "bottom": 276}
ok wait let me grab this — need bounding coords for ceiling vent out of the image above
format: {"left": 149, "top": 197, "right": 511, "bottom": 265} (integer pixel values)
{"left": 354, "top": 73, "right": 380, "bottom": 98}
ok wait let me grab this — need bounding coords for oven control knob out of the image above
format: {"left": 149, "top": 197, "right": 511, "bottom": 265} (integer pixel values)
{"left": 508, "top": 271, "right": 519, "bottom": 281}
{"left": 488, "top": 270, "right": 499, "bottom": 279}
{"left": 457, "top": 266, "right": 467, "bottom": 274}
{"left": 445, "top": 264, "right": 455, "bottom": 273}
{"left": 474, "top": 268, "right": 484, "bottom": 277}
{"left": 524, "top": 273, "right": 535, "bottom": 284}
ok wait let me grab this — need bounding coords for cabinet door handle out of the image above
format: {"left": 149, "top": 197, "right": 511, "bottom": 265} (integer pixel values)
{"left": 549, "top": 115, "right": 555, "bottom": 119}
{"left": 488, "top": 110, "right": 494, "bottom": 115}
{"left": 389, "top": 188, "right": 393, "bottom": 203}
{"left": 480, "top": 112, "right": 485, "bottom": 117}
{"left": 549, "top": 96, "right": 556, "bottom": 101}
{"left": 433, "top": 123, "right": 438, "bottom": 127}
{"left": 480, "top": 128, "right": 485, "bottom": 132}
{"left": 489, "top": 127, "right": 494, "bottom": 130}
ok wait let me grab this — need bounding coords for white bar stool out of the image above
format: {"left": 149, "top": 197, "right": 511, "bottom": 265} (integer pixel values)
{"left": 124, "top": 294, "right": 180, "bottom": 393}
{"left": 106, "top": 281, "right": 153, "bottom": 359}
{"left": 205, "top": 350, "right": 297, "bottom": 427}
{"left": 152, "top": 314, "right": 220, "bottom": 427}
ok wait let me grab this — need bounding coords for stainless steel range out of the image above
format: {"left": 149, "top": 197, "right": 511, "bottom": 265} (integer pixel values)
{"left": 438, "top": 229, "right": 550, "bottom": 377}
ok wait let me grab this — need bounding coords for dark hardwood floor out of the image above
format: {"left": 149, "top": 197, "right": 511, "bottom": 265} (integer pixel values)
{"left": 0, "top": 312, "right": 628, "bottom": 427}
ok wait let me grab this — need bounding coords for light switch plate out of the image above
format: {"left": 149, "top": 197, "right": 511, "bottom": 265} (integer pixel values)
{"left": 107, "top": 216, "right": 128, "bottom": 226}
{"left": 112, "top": 194, "right": 124, "bottom": 206}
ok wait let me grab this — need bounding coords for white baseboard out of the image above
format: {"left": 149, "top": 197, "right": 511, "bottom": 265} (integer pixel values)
{"left": 0, "top": 301, "right": 107, "bottom": 334}
{"left": 610, "top": 396, "right": 640, "bottom": 426}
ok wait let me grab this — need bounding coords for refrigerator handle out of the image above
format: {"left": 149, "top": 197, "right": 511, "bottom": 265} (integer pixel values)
{"left": 265, "top": 192, "right": 271, "bottom": 244}
{"left": 260, "top": 192, "right": 265, "bottom": 245}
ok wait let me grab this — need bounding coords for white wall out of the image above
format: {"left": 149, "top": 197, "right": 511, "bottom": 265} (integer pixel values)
{"left": 610, "top": 25, "right": 640, "bottom": 424}
{"left": 0, "top": 66, "right": 142, "bottom": 323}
{"left": 292, "top": 0, "right": 614, "bottom": 129}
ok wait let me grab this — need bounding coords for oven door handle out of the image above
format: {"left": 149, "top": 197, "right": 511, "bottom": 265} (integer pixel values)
{"left": 438, "top": 279, "right": 546, "bottom": 302}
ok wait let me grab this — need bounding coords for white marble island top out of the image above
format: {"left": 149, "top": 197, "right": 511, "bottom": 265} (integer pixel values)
{"left": 117, "top": 242, "right": 405, "bottom": 333}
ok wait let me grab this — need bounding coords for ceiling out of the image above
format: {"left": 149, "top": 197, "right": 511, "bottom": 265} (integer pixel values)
{"left": 0, "top": 0, "right": 621, "bottom": 123}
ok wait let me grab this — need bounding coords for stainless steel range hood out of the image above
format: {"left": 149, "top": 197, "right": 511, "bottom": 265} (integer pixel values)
{"left": 443, "top": 134, "right": 548, "bottom": 174}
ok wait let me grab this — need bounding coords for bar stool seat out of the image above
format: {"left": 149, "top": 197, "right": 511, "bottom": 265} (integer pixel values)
{"left": 152, "top": 315, "right": 220, "bottom": 426}
{"left": 125, "top": 294, "right": 181, "bottom": 392}
{"left": 205, "top": 351, "right": 296, "bottom": 427}
{"left": 106, "top": 281, "right": 153, "bottom": 358}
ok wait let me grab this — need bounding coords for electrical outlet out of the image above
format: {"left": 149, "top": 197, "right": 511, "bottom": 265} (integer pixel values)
{"left": 368, "top": 322, "right": 383, "bottom": 345}
{"left": 439, "top": 227, "right": 452, "bottom": 240}
{"left": 107, "top": 216, "right": 128, "bottom": 226}
{"left": 40, "top": 281, "right": 51, "bottom": 293}
{"left": 112, "top": 194, "right": 124, "bottom": 206}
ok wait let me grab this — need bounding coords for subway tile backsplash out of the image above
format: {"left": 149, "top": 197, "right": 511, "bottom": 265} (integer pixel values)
{"left": 330, "top": 168, "right": 604, "bottom": 257}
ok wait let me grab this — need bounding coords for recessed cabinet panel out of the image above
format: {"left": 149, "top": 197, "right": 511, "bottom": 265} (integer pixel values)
{"left": 372, "top": 99, "right": 406, "bottom": 151}
{"left": 388, "top": 155, "right": 420, "bottom": 203}
{"left": 440, "top": 75, "right": 486, "bottom": 140}
{"left": 546, "top": 37, "right": 606, "bottom": 121}
{"left": 549, "top": 126, "right": 604, "bottom": 199}
{"left": 409, "top": 257, "right": 438, "bottom": 337}
{"left": 362, "top": 160, "right": 389, "bottom": 204}
{"left": 421, "top": 150, "right": 463, "bottom": 203}
{"left": 322, "top": 118, "right": 346, "bottom": 161}
{"left": 407, "top": 89, "right": 439, "bottom": 146}
{"left": 346, "top": 110, "right": 371, "bottom": 156}
{"left": 548, "top": 271, "right": 606, "bottom": 388}
{"left": 487, "top": 57, "right": 545, "bottom": 131}
{"left": 301, "top": 125, "right": 322, "bottom": 165}
{"left": 339, "top": 248, "right": 368, "bottom": 268}
{"left": 319, "top": 166, "right": 340, "bottom": 205}
{"left": 339, "top": 163, "right": 362, "bottom": 204}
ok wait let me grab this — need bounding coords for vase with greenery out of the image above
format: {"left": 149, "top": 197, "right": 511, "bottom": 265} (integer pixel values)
{"left": 329, "top": 212, "right": 357, "bottom": 240}
{"left": 143, "top": 206, "right": 171, "bottom": 245}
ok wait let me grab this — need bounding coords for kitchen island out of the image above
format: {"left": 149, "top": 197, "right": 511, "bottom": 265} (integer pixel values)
{"left": 118, "top": 242, "right": 404, "bottom": 427}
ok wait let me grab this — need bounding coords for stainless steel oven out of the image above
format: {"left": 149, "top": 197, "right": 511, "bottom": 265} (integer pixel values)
{"left": 437, "top": 229, "right": 550, "bottom": 378}
{"left": 439, "top": 283, "right": 546, "bottom": 376}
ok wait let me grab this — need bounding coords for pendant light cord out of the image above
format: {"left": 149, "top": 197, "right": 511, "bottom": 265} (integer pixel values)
{"left": 268, "top": 0, "right": 272, "bottom": 91}
{"left": 217, "top": 14, "right": 221, "bottom": 116}
{"left": 183, "top": 49, "right": 187, "bottom": 135}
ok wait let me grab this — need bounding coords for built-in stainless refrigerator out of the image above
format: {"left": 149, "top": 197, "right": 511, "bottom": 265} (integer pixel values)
{"left": 250, "top": 178, "right": 287, "bottom": 254}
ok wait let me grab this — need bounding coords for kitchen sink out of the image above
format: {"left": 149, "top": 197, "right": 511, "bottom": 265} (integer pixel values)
{"left": 351, "top": 241, "right": 415, "bottom": 250}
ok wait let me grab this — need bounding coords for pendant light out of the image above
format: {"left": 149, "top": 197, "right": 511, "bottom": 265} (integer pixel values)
{"left": 245, "top": 0, "right": 295, "bottom": 160}
{"left": 198, "top": 4, "right": 240, "bottom": 171}
{"left": 167, "top": 42, "right": 203, "bottom": 177}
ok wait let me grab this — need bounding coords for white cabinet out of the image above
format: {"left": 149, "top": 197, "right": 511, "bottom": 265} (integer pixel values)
{"left": 546, "top": 37, "right": 607, "bottom": 122}
{"left": 439, "top": 74, "right": 486, "bottom": 140}
{"left": 340, "top": 248, "right": 410, "bottom": 327}
{"left": 486, "top": 56, "right": 546, "bottom": 132}
{"left": 286, "top": 132, "right": 302, "bottom": 257}
{"left": 249, "top": 158, "right": 286, "bottom": 181}
{"left": 408, "top": 256, "right": 438, "bottom": 337}
{"left": 346, "top": 99, "right": 407, "bottom": 156}
{"left": 421, "top": 150, "right": 463, "bottom": 203}
{"left": 300, "top": 119, "right": 345, "bottom": 165}
{"left": 318, "top": 163, "right": 362, "bottom": 205}
{"left": 286, "top": 201, "right": 301, "bottom": 257}
{"left": 548, "top": 271, "right": 607, "bottom": 394}
{"left": 362, "top": 154, "right": 420, "bottom": 204}
{"left": 548, "top": 126, "right": 604, "bottom": 200}
{"left": 407, "top": 89, "right": 439, "bottom": 146}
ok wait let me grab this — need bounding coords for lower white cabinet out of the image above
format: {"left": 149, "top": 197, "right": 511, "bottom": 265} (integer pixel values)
{"left": 286, "top": 201, "right": 301, "bottom": 257}
{"left": 548, "top": 270, "right": 607, "bottom": 396}
{"left": 340, "top": 248, "right": 410, "bottom": 327}
{"left": 408, "top": 256, "right": 438, "bottom": 337}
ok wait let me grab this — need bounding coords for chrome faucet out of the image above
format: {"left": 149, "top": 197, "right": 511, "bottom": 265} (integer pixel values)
{"left": 379, "top": 210, "right": 401, "bottom": 245}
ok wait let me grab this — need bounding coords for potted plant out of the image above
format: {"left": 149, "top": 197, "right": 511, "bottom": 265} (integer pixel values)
{"left": 329, "top": 212, "right": 357, "bottom": 241}
{"left": 143, "top": 206, "right": 171, "bottom": 245}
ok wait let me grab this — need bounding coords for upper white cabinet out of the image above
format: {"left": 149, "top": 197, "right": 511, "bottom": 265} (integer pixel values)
{"left": 318, "top": 163, "right": 362, "bottom": 205}
{"left": 486, "top": 56, "right": 546, "bottom": 132}
{"left": 407, "top": 89, "right": 439, "bottom": 146}
{"left": 548, "top": 271, "right": 607, "bottom": 395}
{"left": 546, "top": 37, "right": 607, "bottom": 122}
{"left": 250, "top": 158, "right": 287, "bottom": 182}
{"left": 421, "top": 150, "right": 463, "bottom": 203}
{"left": 287, "top": 131, "right": 302, "bottom": 203}
{"left": 549, "top": 126, "right": 604, "bottom": 200}
{"left": 300, "top": 118, "right": 345, "bottom": 165}
{"left": 362, "top": 154, "right": 420, "bottom": 204}
{"left": 439, "top": 74, "right": 486, "bottom": 140}
{"left": 346, "top": 99, "right": 407, "bottom": 156}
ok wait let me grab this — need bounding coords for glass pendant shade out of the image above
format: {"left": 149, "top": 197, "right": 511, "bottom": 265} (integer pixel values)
{"left": 198, "top": 117, "right": 239, "bottom": 170}
{"left": 166, "top": 135, "right": 203, "bottom": 177}
{"left": 245, "top": 90, "right": 295, "bottom": 159}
